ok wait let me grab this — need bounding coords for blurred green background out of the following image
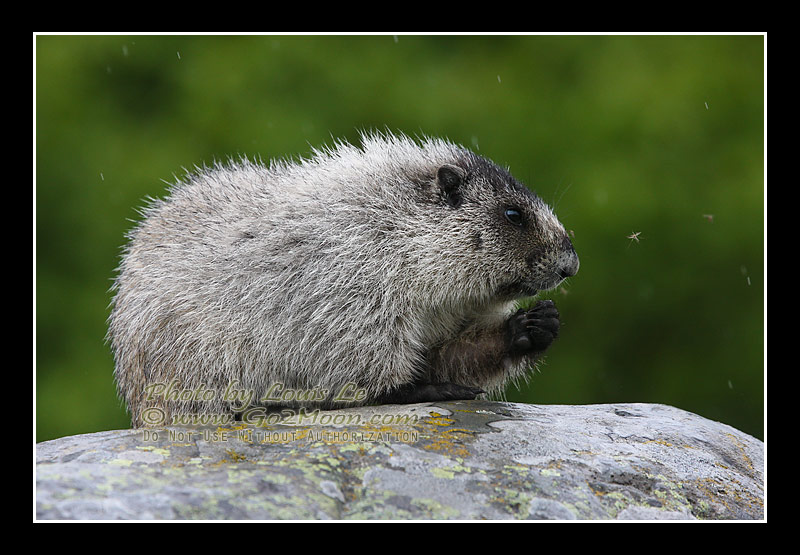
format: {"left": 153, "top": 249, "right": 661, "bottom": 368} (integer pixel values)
{"left": 35, "top": 34, "right": 764, "bottom": 442}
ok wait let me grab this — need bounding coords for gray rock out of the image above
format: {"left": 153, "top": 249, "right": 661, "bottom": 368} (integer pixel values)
{"left": 35, "top": 401, "right": 764, "bottom": 520}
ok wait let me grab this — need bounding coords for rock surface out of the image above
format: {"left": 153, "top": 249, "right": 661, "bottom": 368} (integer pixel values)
{"left": 35, "top": 401, "right": 764, "bottom": 520}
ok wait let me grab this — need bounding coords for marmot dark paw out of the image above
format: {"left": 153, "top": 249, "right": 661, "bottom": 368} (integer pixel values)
{"left": 507, "top": 300, "right": 560, "bottom": 355}
{"left": 380, "top": 382, "right": 485, "bottom": 404}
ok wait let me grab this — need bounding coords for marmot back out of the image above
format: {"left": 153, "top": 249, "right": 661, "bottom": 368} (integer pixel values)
{"left": 108, "top": 132, "right": 579, "bottom": 427}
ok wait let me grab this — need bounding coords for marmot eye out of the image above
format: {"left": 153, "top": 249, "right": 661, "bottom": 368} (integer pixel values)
{"left": 504, "top": 208, "right": 524, "bottom": 227}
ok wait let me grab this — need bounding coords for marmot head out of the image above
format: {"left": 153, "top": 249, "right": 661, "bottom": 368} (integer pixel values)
{"left": 421, "top": 149, "right": 579, "bottom": 304}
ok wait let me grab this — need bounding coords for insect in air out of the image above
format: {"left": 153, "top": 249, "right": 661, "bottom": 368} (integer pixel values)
{"left": 626, "top": 231, "right": 642, "bottom": 247}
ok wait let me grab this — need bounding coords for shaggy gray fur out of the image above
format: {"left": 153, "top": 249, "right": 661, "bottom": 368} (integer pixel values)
{"left": 108, "top": 132, "right": 579, "bottom": 427}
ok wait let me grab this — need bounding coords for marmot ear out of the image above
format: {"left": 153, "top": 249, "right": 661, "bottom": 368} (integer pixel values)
{"left": 436, "top": 164, "right": 465, "bottom": 208}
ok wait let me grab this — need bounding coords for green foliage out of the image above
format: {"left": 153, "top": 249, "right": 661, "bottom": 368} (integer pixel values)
{"left": 35, "top": 34, "right": 764, "bottom": 441}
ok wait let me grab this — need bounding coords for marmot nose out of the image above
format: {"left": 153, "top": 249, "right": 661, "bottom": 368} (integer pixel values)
{"left": 558, "top": 253, "right": 580, "bottom": 279}
{"left": 557, "top": 235, "right": 580, "bottom": 278}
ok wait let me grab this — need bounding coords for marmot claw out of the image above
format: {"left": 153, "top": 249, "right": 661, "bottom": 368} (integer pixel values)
{"left": 507, "top": 300, "right": 560, "bottom": 354}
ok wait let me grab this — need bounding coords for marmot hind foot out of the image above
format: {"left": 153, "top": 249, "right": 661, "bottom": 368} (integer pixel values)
{"left": 379, "top": 382, "right": 486, "bottom": 405}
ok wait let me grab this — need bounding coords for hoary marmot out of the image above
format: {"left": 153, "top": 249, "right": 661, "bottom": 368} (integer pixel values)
{"left": 107, "top": 132, "right": 579, "bottom": 427}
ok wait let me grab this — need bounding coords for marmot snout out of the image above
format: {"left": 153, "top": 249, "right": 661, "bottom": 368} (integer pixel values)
{"left": 108, "top": 132, "right": 579, "bottom": 426}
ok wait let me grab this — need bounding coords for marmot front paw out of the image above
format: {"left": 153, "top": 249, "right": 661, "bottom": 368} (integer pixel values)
{"left": 507, "top": 300, "right": 560, "bottom": 355}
